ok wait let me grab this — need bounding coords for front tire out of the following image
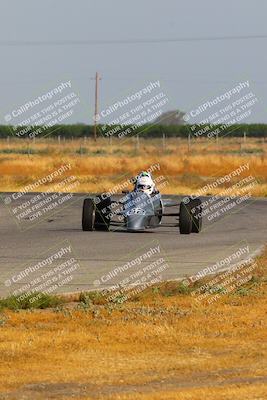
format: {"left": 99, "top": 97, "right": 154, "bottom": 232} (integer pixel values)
{"left": 179, "top": 201, "right": 192, "bottom": 234}
{"left": 82, "top": 198, "right": 95, "bottom": 231}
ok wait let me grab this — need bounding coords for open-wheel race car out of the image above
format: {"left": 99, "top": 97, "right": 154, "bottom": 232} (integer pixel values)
{"left": 82, "top": 189, "right": 202, "bottom": 234}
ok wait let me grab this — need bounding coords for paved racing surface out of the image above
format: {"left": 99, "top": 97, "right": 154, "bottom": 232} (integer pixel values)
{"left": 0, "top": 193, "right": 266, "bottom": 297}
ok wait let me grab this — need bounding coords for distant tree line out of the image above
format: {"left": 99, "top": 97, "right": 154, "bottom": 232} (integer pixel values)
{"left": 0, "top": 124, "right": 266, "bottom": 138}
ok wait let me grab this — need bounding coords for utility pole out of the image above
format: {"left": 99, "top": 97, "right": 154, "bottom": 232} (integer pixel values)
{"left": 93, "top": 72, "right": 101, "bottom": 142}
{"left": 188, "top": 133, "right": 191, "bottom": 152}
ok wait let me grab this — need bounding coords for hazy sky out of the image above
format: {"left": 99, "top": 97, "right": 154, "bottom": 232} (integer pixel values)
{"left": 0, "top": 0, "right": 267, "bottom": 125}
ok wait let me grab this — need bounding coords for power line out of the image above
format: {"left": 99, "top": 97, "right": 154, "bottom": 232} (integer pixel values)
{"left": 1, "top": 34, "right": 267, "bottom": 46}
{"left": 1, "top": 76, "right": 267, "bottom": 86}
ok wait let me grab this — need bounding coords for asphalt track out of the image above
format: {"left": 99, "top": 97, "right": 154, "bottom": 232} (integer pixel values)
{"left": 0, "top": 193, "right": 266, "bottom": 298}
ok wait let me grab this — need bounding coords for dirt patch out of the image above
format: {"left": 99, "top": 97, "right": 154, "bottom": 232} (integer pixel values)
{"left": 1, "top": 371, "right": 266, "bottom": 400}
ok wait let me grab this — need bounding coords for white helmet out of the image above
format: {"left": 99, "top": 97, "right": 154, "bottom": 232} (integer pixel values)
{"left": 136, "top": 172, "right": 155, "bottom": 195}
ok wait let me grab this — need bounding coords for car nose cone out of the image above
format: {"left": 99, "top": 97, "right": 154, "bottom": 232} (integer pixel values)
{"left": 126, "top": 215, "right": 146, "bottom": 231}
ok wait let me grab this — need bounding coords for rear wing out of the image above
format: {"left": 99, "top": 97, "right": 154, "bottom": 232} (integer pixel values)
{"left": 162, "top": 199, "right": 180, "bottom": 208}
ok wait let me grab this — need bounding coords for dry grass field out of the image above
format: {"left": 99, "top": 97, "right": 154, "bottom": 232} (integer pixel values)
{"left": 0, "top": 249, "right": 266, "bottom": 400}
{"left": 0, "top": 135, "right": 266, "bottom": 398}
{"left": 0, "top": 136, "right": 266, "bottom": 196}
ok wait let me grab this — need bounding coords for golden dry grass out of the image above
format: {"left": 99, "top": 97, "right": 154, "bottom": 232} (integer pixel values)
{"left": 0, "top": 137, "right": 266, "bottom": 196}
{"left": 0, "top": 250, "right": 266, "bottom": 399}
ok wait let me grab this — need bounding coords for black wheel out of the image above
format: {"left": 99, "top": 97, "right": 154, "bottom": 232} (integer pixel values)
{"left": 82, "top": 198, "right": 95, "bottom": 231}
{"left": 179, "top": 201, "right": 192, "bottom": 234}
{"left": 190, "top": 198, "right": 202, "bottom": 233}
{"left": 94, "top": 195, "right": 111, "bottom": 231}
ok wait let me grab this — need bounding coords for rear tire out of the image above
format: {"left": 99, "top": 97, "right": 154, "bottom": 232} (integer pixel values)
{"left": 179, "top": 201, "right": 192, "bottom": 234}
{"left": 82, "top": 198, "right": 95, "bottom": 231}
{"left": 190, "top": 198, "right": 202, "bottom": 233}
